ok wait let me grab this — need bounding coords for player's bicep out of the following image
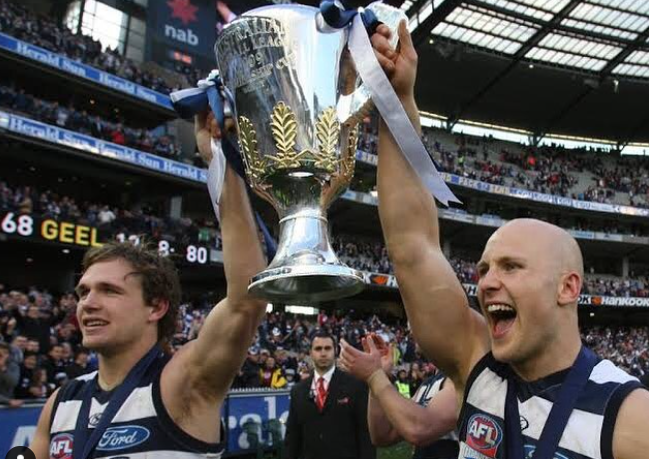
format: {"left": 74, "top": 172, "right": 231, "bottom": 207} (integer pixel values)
{"left": 394, "top": 246, "right": 488, "bottom": 382}
{"left": 612, "top": 388, "right": 649, "bottom": 459}
{"left": 170, "top": 299, "right": 260, "bottom": 398}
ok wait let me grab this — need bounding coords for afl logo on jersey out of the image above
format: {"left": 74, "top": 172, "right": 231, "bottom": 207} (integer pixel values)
{"left": 50, "top": 433, "right": 74, "bottom": 459}
{"left": 467, "top": 414, "right": 503, "bottom": 457}
{"left": 97, "top": 425, "right": 150, "bottom": 451}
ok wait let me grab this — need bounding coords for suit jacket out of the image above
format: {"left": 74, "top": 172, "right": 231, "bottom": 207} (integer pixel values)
{"left": 284, "top": 368, "right": 375, "bottom": 459}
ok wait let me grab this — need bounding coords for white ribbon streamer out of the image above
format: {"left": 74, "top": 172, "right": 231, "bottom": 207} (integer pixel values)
{"left": 349, "top": 14, "right": 461, "bottom": 206}
{"left": 206, "top": 138, "right": 227, "bottom": 222}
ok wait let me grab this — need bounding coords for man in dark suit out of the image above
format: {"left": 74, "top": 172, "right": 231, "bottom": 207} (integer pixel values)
{"left": 284, "top": 331, "right": 376, "bottom": 459}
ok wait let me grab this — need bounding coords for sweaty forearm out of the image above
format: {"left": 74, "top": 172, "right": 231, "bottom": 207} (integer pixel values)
{"left": 377, "top": 98, "right": 441, "bottom": 258}
{"left": 219, "top": 165, "right": 266, "bottom": 305}
{"left": 368, "top": 391, "right": 401, "bottom": 446}
{"left": 368, "top": 371, "right": 450, "bottom": 446}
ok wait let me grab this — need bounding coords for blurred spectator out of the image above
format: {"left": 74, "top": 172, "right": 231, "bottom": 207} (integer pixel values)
{"left": 0, "top": 342, "right": 23, "bottom": 406}
{"left": 65, "top": 348, "right": 92, "bottom": 379}
{"left": 259, "top": 356, "right": 287, "bottom": 389}
{"left": 233, "top": 347, "right": 262, "bottom": 389}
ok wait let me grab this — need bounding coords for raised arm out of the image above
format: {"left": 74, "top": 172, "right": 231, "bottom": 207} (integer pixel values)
{"left": 161, "top": 111, "right": 267, "bottom": 435}
{"left": 373, "top": 22, "right": 488, "bottom": 387}
{"left": 180, "top": 160, "right": 267, "bottom": 395}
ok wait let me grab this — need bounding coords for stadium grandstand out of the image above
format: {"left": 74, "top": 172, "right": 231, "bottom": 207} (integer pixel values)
{"left": 0, "top": 0, "right": 648, "bottom": 457}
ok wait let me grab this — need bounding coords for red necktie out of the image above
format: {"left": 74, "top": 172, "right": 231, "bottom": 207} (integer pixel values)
{"left": 316, "top": 376, "right": 327, "bottom": 412}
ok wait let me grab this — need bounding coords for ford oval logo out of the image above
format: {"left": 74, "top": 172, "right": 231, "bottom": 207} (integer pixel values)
{"left": 97, "top": 425, "right": 150, "bottom": 451}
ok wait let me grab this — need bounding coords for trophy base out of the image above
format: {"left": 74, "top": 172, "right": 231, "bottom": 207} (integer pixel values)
{"left": 248, "top": 265, "right": 365, "bottom": 303}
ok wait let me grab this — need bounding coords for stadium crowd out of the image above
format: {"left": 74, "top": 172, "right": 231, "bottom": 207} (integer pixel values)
{"left": 0, "top": 180, "right": 223, "bottom": 251}
{"left": 0, "top": 84, "right": 183, "bottom": 161}
{"left": 0, "top": 0, "right": 183, "bottom": 94}
{"left": 3, "top": 178, "right": 648, "bottom": 298}
{"left": 351, "top": 119, "right": 649, "bottom": 209}
{"left": 2, "top": 288, "right": 649, "bottom": 406}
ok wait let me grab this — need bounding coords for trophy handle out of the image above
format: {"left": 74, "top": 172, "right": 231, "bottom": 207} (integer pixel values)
{"left": 336, "top": 2, "right": 407, "bottom": 126}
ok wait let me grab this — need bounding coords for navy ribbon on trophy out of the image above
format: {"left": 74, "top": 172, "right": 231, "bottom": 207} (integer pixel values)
{"left": 319, "top": 1, "right": 381, "bottom": 34}
{"left": 318, "top": 1, "right": 461, "bottom": 206}
{"left": 170, "top": 73, "right": 277, "bottom": 259}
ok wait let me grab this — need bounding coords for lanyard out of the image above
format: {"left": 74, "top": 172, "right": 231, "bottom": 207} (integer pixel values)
{"left": 505, "top": 346, "right": 597, "bottom": 459}
{"left": 72, "top": 344, "right": 162, "bottom": 459}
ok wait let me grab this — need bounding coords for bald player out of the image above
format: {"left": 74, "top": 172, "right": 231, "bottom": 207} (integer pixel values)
{"left": 371, "top": 20, "right": 649, "bottom": 459}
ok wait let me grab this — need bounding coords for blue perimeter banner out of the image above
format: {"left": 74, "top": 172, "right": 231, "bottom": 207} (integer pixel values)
{"left": 0, "top": 32, "right": 173, "bottom": 111}
{"left": 0, "top": 389, "right": 290, "bottom": 456}
{"left": 1, "top": 105, "right": 646, "bottom": 219}
{"left": 0, "top": 110, "right": 207, "bottom": 184}
{"left": 441, "top": 172, "right": 649, "bottom": 217}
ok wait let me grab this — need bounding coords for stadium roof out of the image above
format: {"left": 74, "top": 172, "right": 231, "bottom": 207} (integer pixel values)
{"left": 397, "top": 0, "right": 649, "bottom": 144}
{"left": 404, "top": 0, "right": 649, "bottom": 78}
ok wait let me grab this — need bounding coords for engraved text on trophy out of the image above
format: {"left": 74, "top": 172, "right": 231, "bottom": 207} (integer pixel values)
{"left": 216, "top": 18, "right": 296, "bottom": 94}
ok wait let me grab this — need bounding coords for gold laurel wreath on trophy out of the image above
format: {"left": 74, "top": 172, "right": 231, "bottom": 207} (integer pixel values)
{"left": 237, "top": 101, "right": 356, "bottom": 181}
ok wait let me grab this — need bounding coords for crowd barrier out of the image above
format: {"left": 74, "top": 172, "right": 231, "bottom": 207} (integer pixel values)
{"left": 0, "top": 388, "right": 290, "bottom": 456}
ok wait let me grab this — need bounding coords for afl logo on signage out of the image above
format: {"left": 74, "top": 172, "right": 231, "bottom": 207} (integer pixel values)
{"left": 49, "top": 433, "right": 74, "bottom": 459}
{"left": 466, "top": 414, "right": 503, "bottom": 457}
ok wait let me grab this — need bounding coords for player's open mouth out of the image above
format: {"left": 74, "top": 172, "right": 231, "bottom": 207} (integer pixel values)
{"left": 486, "top": 304, "right": 517, "bottom": 339}
{"left": 83, "top": 319, "right": 109, "bottom": 330}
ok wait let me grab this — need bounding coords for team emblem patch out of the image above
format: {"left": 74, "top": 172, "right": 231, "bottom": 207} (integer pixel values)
{"left": 88, "top": 412, "right": 102, "bottom": 427}
{"left": 50, "top": 433, "right": 74, "bottom": 459}
{"left": 524, "top": 445, "right": 570, "bottom": 459}
{"left": 466, "top": 414, "right": 503, "bottom": 458}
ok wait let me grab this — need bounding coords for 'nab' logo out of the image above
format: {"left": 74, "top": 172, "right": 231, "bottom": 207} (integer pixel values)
{"left": 165, "top": 0, "right": 199, "bottom": 46}
{"left": 466, "top": 414, "right": 503, "bottom": 458}
{"left": 49, "top": 433, "right": 74, "bottom": 459}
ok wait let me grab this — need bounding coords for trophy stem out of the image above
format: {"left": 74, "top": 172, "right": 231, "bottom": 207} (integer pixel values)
{"left": 248, "top": 207, "right": 365, "bottom": 303}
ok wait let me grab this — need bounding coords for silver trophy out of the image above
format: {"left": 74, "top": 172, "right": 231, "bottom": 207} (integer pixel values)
{"left": 215, "top": 3, "right": 405, "bottom": 303}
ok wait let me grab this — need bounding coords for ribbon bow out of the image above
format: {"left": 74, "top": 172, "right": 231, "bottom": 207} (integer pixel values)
{"left": 170, "top": 70, "right": 228, "bottom": 127}
{"left": 170, "top": 73, "right": 277, "bottom": 258}
{"left": 318, "top": 1, "right": 460, "bottom": 206}
{"left": 319, "top": 1, "right": 380, "bottom": 34}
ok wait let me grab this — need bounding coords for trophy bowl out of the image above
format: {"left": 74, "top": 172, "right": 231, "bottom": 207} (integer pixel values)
{"left": 215, "top": 3, "right": 404, "bottom": 303}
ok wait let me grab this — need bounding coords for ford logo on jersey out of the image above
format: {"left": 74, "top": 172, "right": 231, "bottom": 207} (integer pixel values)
{"left": 96, "top": 425, "right": 151, "bottom": 451}
{"left": 466, "top": 414, "right": 503, "bottom": 458}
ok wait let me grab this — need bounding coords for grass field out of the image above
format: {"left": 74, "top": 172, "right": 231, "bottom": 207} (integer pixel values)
{"left": 378, "top": 442, "right": 413, "bottom": 459}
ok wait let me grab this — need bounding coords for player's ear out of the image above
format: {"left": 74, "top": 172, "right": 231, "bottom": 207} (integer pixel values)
{"left": 148, "top": 298, "right": 169, "bottom": 322}
{"left": 557, "top": 271, "right": 581, "bottom": 307}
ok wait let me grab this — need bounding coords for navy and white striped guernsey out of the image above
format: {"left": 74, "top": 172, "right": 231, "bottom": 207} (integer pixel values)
{"left": 458, "top": 351, "right": 644, "bottom": 459}
{"left": 411, "top": 372, "right": 459, "bottom": 459}
{"left": 48, "top": 354, "right": 225, "bottom": 459}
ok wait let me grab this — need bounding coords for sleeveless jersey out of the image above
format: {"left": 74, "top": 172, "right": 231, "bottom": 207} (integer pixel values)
{"left": 412, "top": 372, "right": 459, "bottom": 459}
{"left": 458, "top": 352, "right": 644, "bottom": 459}
{"left": 48, "top": 354, "right": 225, "bottom": 459}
